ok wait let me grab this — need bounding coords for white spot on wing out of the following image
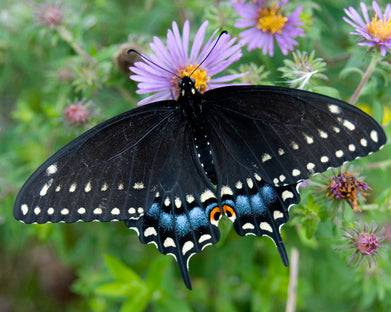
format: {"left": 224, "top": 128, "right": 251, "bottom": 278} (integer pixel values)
{"left": 336, "top": 150, "right": 344, "bottom": 158}
{"left": 200, "top": 190, "right": 215, "bottom": 203}
{"left": 111, "top": 208, "right": 120, "bottom": 215}
{"left": 282, "top": 190, "right": 294, "bottom": 201}
{"left": 349, "top": 144, "right": 356, "bottom": 152}
{"left": 328, "top": 104, "right": 341, "bottom": 114}
{"left": 61, "top": 208, "right": 69, "bottom": 215}
{"left": 360, "top": 138, "right": 368, "bottom": 147}
{"left": 118, "top": 183, "right": 124, "bottom": 190}
{"left": 343, "top": 120, "right": 355, "bottom": 131}
{"left": 144, "top": 227, "right": 157, "bottom": 237}
{"left": 370, "top": 130, "right": 378, "bottom": 143}
{"left": 278, "top": 148, "right": 285, "bottom": 156}
{"left": 164, "top": 197, "right": 171, "bottom": 207}
{"left": 186, "top": 194, "right": 195, "bottom": 203}
{"left": 235, "top": 181, "right": 243, "bottom": 189}
{"left": 333, "top": 127, "right": 341, "bottom": 133}
{"left": 246, "top": 178, "right": 254, "bottom": 189}
{"left": 273, "top": 210, "right": 284, "bottom": 220}
{"left": 321, "top": 156, "right": 329, "bottom": 163}
{"left": 198, "top": 234, "right": 212, "bottom": 243}
{"left": 46, "top": 164, "right": 57, "bottom": 175}
{"left": 291, "top": 142, "right": 299, "bottom": 150}
{"left": 78, "top": 207, "right": 86, "bottom": 214}
{"left": 254, "top": 173, "right": 262, "bottom": 181}
{"left": 40, "top": 179, "right": 53, "bottom": 196}
{"left": 34, "top": 207, "right": 41, "bottom": 215}
{"left": 261, "top": 153, "right": 272, "bottom": 162}
{"left": 242, "top": 223, "right": 255, "bottom": 230}
{"left": 221, "top": 186, "right": 233, "bottom": 196}
{"left": 182, "top": 241, "right": 194, "bottom": 255}
{"left": 133, "top": 182, "right": 144, "bottom": 189}
{"left": 69, "top": 183, "right": 77, "bottom": 193}
{"left": 163, "top": 237, "right": 176, "bottom": 248}
{"left": 21, "top": 204, "right": 29, "bottom": 215}
{"left": 279, "top": 175, "right": 286, "bottom": 182}
{"left": 292, "top": 169, "right": 301, "bottom": 177}
{"left": 304, "top": 134, "right": 314, "bottom": 144}
{"left": 260, "top": 222, "right": 273, "bottom": 232}
{"left": 93, "top": 208, "right": 103, "bottom": 215}
{"left": 47, "top": 207, "right": 54, "bottom": 215}
{"left": 307, "top": 163, "right": 315, "bottom": 171}
{"left": 55, "top": 185, "right": 61, "bottom": 192}
{"left": 128, "top": 207, "right": 136, "bottom": 214}
{"left": 84, "top": 181, "right": 92, "bottom": 193}
{"left": 318, "top": 129, "right": 328, "bottom": 139}
{"left": 101, "top": 183, "right": 108, "bottom": 191}
{"left": 175, "top": 197, "right": 182, "bottom": 209}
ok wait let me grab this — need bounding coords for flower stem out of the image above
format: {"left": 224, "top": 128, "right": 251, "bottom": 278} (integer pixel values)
{"left": 55, "top": 26, "right": 95, "bottom": 64}
{"left": 286, "top": 247, "right": 299, "bottom": 312}
{"left": 349, "top": 54, "right": 380, "bottom": 105}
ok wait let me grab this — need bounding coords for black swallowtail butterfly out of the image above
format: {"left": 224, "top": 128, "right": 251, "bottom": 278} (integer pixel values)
{"left": 14, "top": 46, "right": 387, "bottom": 290}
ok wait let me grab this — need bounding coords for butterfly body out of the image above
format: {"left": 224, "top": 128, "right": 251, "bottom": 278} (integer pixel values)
{"left": 14, "top": 79, "right": 387, "bottom": 289}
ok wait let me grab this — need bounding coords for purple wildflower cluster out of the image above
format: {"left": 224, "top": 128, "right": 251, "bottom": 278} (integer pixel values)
{"left": 35, "top": 2, "right": 64, "bottom": 28}
{"left": 344, "top": 1, "right": 391, "bottom": 56}
{"left": 232, "top": 0, "right": 304, "bottom": 56}
{"left": 345, "top": 223, "right": 383, "bottom": 266}
{"left": 327, "top": 172, "right": 369, "bottom": 213}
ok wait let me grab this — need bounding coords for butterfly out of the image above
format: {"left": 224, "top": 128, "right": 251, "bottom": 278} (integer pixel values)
{"left": 13, "top": 41, "right": 387, "bottom": 290}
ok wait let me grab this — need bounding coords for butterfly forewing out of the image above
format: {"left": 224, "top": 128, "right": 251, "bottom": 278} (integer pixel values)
{"left": 205, "top": 86, "right": 386, "bottom": 186}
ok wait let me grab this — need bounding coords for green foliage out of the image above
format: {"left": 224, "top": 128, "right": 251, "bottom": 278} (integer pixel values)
{"left": 1, "top": 0, "right": 391, "bottom": 311}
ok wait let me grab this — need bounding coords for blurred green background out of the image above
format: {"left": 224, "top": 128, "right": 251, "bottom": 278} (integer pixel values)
{"left": 1, "top": 0, "right": 391, "bottom": 311}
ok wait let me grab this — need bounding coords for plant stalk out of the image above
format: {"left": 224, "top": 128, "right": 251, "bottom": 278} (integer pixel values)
{"left": 286, "top": 248, "right": 300, "bottom": 312}
{"left": 349, "top": 54, "right": 380, "bottom": 105}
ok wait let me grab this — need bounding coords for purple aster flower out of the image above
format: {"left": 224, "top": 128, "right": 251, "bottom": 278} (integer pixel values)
{"left": 344, "top": 223, "right": 383, "bottom": 266}
{"left": 327, "top": 171, "right": 370, "bottom": 213}
{"left": 232, "top": 0, "right": 304, "bottom": 56}
{"left": 129, "top": 21, "right": 243, "bottom": 106}
{"left": 344, "top": 1, "right": 391, "bottom": 56}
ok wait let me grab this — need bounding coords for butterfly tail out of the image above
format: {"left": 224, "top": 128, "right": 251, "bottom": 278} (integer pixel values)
{"left": 221, "top": 180, "right": 300, "bottom": 266}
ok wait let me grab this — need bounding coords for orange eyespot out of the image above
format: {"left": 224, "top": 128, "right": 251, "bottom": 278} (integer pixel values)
{"left": 210, "top": 207, "right": 222, "bottom": 225}
{"left": 223, "top": 205, "right": 236, "bottom": 222}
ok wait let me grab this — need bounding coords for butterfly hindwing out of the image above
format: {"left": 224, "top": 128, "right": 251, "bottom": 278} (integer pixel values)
{"left": 221, "top": 181, "right": 299, "bottom": 265}
{"left": 125, "top": 191, "right": 221, "bottom": 289}
{"left": 205, "top": 86, "right": 387, "bottom": 186}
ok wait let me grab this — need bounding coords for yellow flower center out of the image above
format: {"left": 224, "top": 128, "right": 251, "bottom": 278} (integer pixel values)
{"left": 178, "top": 65, "right": 209, "bottom": 93}
{"left": 367, "top": 16, "right": 391, "bottom": 41}
{"left": 257, "top": 5, "right": 288, "bottom": 34}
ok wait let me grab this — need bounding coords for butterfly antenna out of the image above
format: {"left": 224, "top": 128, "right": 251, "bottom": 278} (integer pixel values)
{"left": 127, "top": 49, "right": 180, "bottom": 79}
{"left": 189, "top": 30, "right": 228, "bottom": 77}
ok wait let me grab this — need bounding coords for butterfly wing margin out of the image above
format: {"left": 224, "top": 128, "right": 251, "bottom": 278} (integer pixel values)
{"left": 204, "top": 86, "right": 387, "bottom": 186}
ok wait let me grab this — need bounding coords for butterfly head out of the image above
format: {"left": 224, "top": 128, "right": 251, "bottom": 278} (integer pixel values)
{"left": 179, "top": 76, "right": 198, "bottom": 98}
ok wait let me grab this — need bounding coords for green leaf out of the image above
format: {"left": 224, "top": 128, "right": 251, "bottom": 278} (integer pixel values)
{"left": 145, "top": 256, "right": 171, "bottom": 290}
{"left": 312, "top": 86, "right": 340, "bottom": 98}
{"left": 119, "top": 287, "right": 151, "bottom": 312}
{"left": 95, "top": 282, "right": 134, "bottom": 298}
{"left": 104, "top": 254, "right": 143, "bottom": 283}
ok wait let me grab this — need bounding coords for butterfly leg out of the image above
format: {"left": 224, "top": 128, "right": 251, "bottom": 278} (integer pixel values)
{"left": 221, "top": 180, "right": 300, "bottom": 266}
